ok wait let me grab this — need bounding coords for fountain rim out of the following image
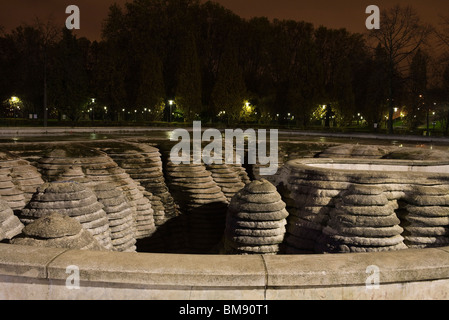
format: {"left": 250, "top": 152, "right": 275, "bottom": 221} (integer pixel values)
{"left": 284, "top": 158, "right": 449, "bottom": 177}
{"left": 1, "top": 242, "right": 449, "bottom": 299}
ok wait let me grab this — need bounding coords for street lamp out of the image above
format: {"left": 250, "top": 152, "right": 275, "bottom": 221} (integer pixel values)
{"left": 10, "top": 96, "right": 20, "bottom": 118}
{"left": 90, "top": 98, "right": 96, "bottom": 121}
{"left": 169, "top": 100, "right": 174, "bottom": 122}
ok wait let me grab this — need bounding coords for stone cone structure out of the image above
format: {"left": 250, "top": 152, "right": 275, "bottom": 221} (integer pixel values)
{"left": 147, "top": 193, "right": 166, "bottom": 227}
{"left": 165, "top": 161, "right": 228, "bottom": 253}
{"left": 57, "top": 167, "right": 137, "bottom": 252}
{"left": 11, "top": 212, "right": 104, "bottom": 251}
{"left": 206, "top": 163, "right": 246, "bottom": 202}
{"left": 399, "top": 185, "right": 449, "bottom": 248}
{"left": 250, "top": 144, "right": 285, "bottom": 185}
{"left": 230, "top": 163, "right": 252, "bottom": 185}
{"left": 0, "top": 174, "right": 26, "bottom": 213}
{"left": 316, "top": 185, "right": 406, "bottom": 253}
{"left": 101, "top": 142, "right": 178, "bottom": 224}
{"left": 0, "top": 151, "right": 45, "bottom": 203}
{"left": 224, "top": 179, "right": 288, "bottom": 255}
{"left": 37, "top": 146, "right": 156, "bottom": 240}
{"left": 37, "top": 145, "right": 114, "bottom": 181}
{"left": 279, "top": 180, "right": 342, "bottom": 254}
{"left": 0, "top": 199, "right": 24, "bottom": 241}
{"left": 18, "top": 181, "right": 113, "bottom": 250}
{"left": 224, "top": 151, "right": 252, "bottom": 185}
{"left": 58, "top": 165, "right": 86, "bottom": 182}
{"left": 0, "top": 151, "right": 36, "bottom": 212}
{"left": 10, "top": 163, "right": 45, "bottom": 203}
{"left": 318, "top": 144, "right": 392, "bottom": 159}
{"left": 91, "top": 183, "right": 137, "bottom": 252}
{"left": 134, "top": 190, "right": 168, "bottom": 252}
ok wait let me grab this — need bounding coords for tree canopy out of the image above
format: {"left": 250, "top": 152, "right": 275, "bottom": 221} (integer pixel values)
{"left": 0, "top": 1, "right": 445, "bottom": 133}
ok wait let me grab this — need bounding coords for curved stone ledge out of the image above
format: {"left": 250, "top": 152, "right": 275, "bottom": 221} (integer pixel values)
{"left": 280, "top": 158, "right": 449, "bottom": 183}
{"left": 1, "top": 243, "right": 449, "bottom": 300}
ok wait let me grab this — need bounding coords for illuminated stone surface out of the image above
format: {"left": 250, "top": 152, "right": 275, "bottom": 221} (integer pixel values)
{"left": 224, "top": 179, "right": 288, "bottom": 254}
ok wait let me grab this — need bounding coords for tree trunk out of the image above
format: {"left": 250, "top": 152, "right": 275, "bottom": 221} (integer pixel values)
{"left": 388, "top": 104, "right": 394, "bottom": 134}
{"left": 324, "top": 104, "right": 331, "bottom": 128}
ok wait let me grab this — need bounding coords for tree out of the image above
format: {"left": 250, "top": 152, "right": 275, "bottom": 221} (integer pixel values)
{"left": 3, "top": 20, "right": 60, "bottom": 122}
{"left": 92, "top": 41, "right": 128, "bottom": 121}
{"left": 408, "top": 49, "right": 429, "bottom": 131}
{"left": 269, "top": 20, "right": 324, "bottom": 127}
{"left": 239, "top": 17, "right": 275, "bottom": 112}
{"left": 0, "top": 31, "right": 15, "bottom": 104}
{"left": 365, "top": 44, "right": 390, "bottom": 127}
{"left": 49, "top": 28, "right": 90, "bottom": 121}
{"left": 101, "top": 0, "right": 203, "bottom": 121}
{"left": 211, "top": 42, "right": 246, "bottom": 124}
{"left": 368, "top": 5, "right": 432, "bottom": 134}
{"left": 175, "top": 32, "right": 202, "bottom": 122}
{"left": 96, "top": 4, "right": 131, "bottom": 120}
{"left": 441, "top": 63, "right": 449, "bottom": 135}
{"left": 196, "top": 1, "right": 243, "bottom": 116}
{"left": 315, "top": 27, "right": 364, "bottom": 126}
{"left": 435, "top": 15, "right": 449, "bottom": 62}
{"left": 136, "top": 51, "right": 166, "bottom": 121}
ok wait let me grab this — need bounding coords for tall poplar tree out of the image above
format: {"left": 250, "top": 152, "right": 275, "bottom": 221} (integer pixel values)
{"left": 408, "top": 49, "right": 428, "bottom": 131}
{"left": 175, "top": 32, "right": 202, "bottom": 122}
{"left": 136, "top": 51, "right": 166, "bottom": 121}
{"left": 211, "top": 42, "right": 246, "bottom": 124}
{"left": 49, "top": 28, "right": 89, "bottom": 121}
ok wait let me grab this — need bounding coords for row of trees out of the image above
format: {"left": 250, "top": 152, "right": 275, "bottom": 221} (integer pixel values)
{"left": 1, "top": 0, "right": 449, "bottom": 133}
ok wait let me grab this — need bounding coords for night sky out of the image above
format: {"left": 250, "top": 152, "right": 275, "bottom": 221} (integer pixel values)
{"left": 0, "top": 0, "right": 448, "bottom": 40}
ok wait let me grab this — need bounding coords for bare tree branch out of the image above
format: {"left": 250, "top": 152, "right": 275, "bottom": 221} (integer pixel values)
{"left": 435, "top": 15, "right": 449, "bottom": 59}
{"left": 366, "top": 5, "right": 432, "bottom": 134}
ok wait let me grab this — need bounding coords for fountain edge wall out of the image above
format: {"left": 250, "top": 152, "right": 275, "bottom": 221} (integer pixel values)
{"left": 0, "top": 243, "right": 449, "bottom": 300}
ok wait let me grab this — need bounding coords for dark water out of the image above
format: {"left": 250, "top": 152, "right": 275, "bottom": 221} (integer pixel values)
{"left": 0, "top": 129, "right": 448, "bottom": 152}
